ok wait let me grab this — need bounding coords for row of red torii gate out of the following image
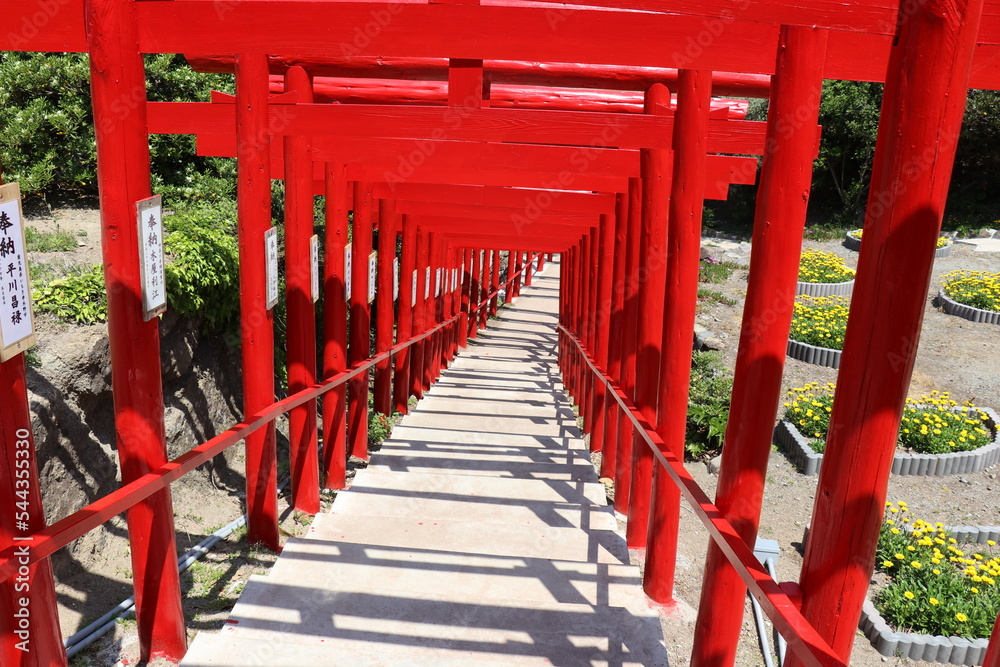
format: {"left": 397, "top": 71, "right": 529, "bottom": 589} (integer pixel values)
{"left": 2, "top": 0, "right": 1000, "bottom": 665}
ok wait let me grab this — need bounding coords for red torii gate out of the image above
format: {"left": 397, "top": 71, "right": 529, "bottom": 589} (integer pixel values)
{"left": 2, "top": 0, "right": 1000, "bottom": 666}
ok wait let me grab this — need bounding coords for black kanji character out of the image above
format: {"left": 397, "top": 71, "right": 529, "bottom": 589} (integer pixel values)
{"left": 0, "top": 237, "right": 14, "bottom": 258}
{"left": 11, "top": 310, "right": 22, "bottom": 325}
{"left": 0, "top": 211, "right": 12, "bottom": 235}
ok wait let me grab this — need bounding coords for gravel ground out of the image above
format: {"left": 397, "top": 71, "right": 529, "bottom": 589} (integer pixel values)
{"left": 645, "top": 236, "right": 1000, "bottom": 666}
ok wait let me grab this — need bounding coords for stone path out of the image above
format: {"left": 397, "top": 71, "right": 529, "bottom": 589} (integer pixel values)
{"left": 180, "top": 261, "right": 667, "bottom": 667}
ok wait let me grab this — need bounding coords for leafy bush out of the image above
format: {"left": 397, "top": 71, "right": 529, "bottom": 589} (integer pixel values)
{"left": 797, "top": 249, "right": 854, "bottom": 284}
{"left": 0, "top": 52, "right": 234, "bottom": 206}
{"left": 686, "top": 351, "right": 733, "bottom": 459}
{"left": 875, "top": 502, "right": 999, "bottom": 638}
{"left": 941, "top": 269, "right": 1000, "bottom": 312}
{"left": 368, "top": 412, "right": 395, "bottom": 448}
{"left": 33, "top": 265, "right": 107, "bottom": 324}
{"left": 163, "top": 204, "right": 240, "bottom": 329}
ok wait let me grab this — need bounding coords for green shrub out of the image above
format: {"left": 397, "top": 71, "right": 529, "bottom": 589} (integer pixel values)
{"left": 686, "top": 351, "right": 734, "bottom": 459}
{"left": 33, "top": 265, "right": 107, "bottom": 324}
{"left": 368, "top": 412, "right": 395, "bottom": 448}
{"left": 163, "top": 204, "right": 240, "bottom": 329}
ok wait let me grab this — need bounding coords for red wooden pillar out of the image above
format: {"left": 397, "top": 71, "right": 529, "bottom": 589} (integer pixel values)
{"left": 574, "top": 235, "right": 590, "bottom": 414}
{"left": 614, "top": 178, "right": 642, "bottom": 514}
{"left": 427, "top": 235, "right": 443, "bottom": 386}
{"left": 512, "top": 251, "right": 523, "bottom": 297}
{"left": 393, "top": 215, "right": 416, "bottom": 414}
{"left": 84, "top": 0, "right": 188, "bottom": 657}
{"left": 563, "top": 246, "right": 577, "bottom": 398}
{"left": 600, "top": 192, "right": 629, "bottom": 480}
{"left": 459, "top": 248, "right": 471, "bottom": 348}
{"left": 582, "top": 232, "right": 600, "bottom": 435}
{"left": 283, "top": 66, "right": 320, "bottom": 515}
{"left": 790, "top": 2, "right": 983, "bottom": 662}
{"left": 478, "top": 249, "right": 490, "bottom": 330}
{"left": 589, "top": 212, "right": 616, "bottom": 457}
{"left": 536, "top": 252, "right": 545, "bottom": 274}
{"left": 626, "top": 84, "right": 672, "bottom": 549}
{"left": 645, "top": 69, "right": 713, "bottom": 602}
{"left": 984, "top": 613, "right": 1000, "bottom": 667}
{"left": 0, "top": 172, "right": 64, "bottom": 666}
{"left": 374, "top": 199, "right": 397, "bottom": 416}
{"left": 489, "top": 249, "right": 501, "bottom": 316}
{"left": 0, "top": 353, "right": 65, "bottom": 667}
{"left": 348, "top": 181, "right": 374, "bottom": 461}
{"left": 524, "top": 251, "right": 534, "bottom": 286}
{"left": 410, "top": 229, "right": 428, "bottom": 399}
{"left": 468, "top": 250, "right": 481, "bottom": 339}
{"left": 235, "top": 55, "right": 281, "bottom": 551}
{"left": 322, "top": 163, "right": 349, "bottom": 489}
{"left": 506, "top": 250, "right": 515, "bottom": 299}
{"left": 443, "top": 248, "right": 457, "bottom": 362}
{"left": 692, "top": 27, "right": 827, "bottom": 664}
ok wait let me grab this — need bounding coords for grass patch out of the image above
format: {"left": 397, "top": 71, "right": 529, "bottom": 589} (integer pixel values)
{"left": 698, "top": 257, "right": 741, "bottom": 284}
{"left": 697, "top": 288, "right": 737, "bottom": 307}
{"left": 25, "top": 226, "right": 77, "bottom": 252}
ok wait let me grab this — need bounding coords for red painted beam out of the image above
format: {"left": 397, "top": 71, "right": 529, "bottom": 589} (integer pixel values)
{"left": 396, "top": 201, "right": 599, "bottom": 223}
{"left": 373, "top": 182, "right": 617, "bottom": 213}
{"left": 321, "top": 163, "right": 349, "bottom": 490}
{"left": 187, "top": 54, "right": 772, "bottom": 96}
{"left": 146, "top": 101, "right": 767, "bottom": 154}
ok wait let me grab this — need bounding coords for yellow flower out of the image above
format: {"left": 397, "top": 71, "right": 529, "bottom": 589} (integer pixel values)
{"left": 882, "top": 560, "right": 894, "bottom": 568}
{"left": 904, "top": 591, "right": 915, "bottom": 600}
{"left": 971, "top": 587, "right": 980, "bottom": 594}
{"left": 911, "top": 561, "right": 922, "bottom": 568}
{"left": 929, "top": 598, "right": 939, "bottom": 605}
{"left": 956, "top": 613, "right": 968, "bottom": 622}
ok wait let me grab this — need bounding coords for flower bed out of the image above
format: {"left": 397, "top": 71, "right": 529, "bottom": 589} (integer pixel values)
{"left": 939, "top": 270, "right": 1000, "bottom": 325}
{"left": 796, "top": 249, "right": 855, "bottom": 296}
{"left": 846, "top": 228, "right": 954, "bottom": 258}
{"left": 774, "top": 385, "right": 1000, "bottom": 475}
{"left": 787, "top": 295, "right": 848, "bottom": 368}
{"left": 858, "top": 505, "right": 1000, "bottom": 663}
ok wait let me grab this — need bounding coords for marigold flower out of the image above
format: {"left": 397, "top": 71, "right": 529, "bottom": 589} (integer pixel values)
{"left": 903, "top": 591, "right": 915, "bottom": 600}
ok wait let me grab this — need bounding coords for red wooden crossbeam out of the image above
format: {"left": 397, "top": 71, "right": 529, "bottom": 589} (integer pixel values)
{"left": 355, "top": 164, "right": 628, "bottom": 193}
{"left": 413, "top": 218, "right": 593, "bottom": 235}
{"left": 372, "top": 183, "right": 616, "bottom": 213}
{"left": 397, "top": 201, "right": 602, "bottom": 221}
{"left": 145, "top": 101, "right": 766, "bottom": 153}
{"left": 6, "top": 0, "right": 1000, "bottom": 89}
{"left": 188, "top": 54, "right": 773, "bottom": 96}
{"left": 271, "top": 77, "right": 750, "bottom": 116}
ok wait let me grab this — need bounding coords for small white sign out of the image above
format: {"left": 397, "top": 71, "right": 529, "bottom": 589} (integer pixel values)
{"left": 393, "top": 257, "right": 400, "bottom": 301}
{"left": 435, "top": 268, "right": 442, "bottom": 297}
{"left": 424, "top": 267, "right": 431, "bottom": 299}
{"left": 344, "top": 245, "right": 353, "bottom": 301}
{"left": 411, "top": 269, "right": 418, "bottom": 304}
{"left": 444, "top": 268, "right": 451, "bottom": 294}
{"left": 136, "top": 196, "right": 167, "bottom": 321}
{"left": 310, "top": 234, "right": 320, "bottom": 303}
{"left": 264, "top": 226, "right": 279, "bottom": 310}
{"left": 0, "top": 184, "right": 36, "bottom": 361}
{"left": 452, "top": 268, "right": 458, "bottom": 292}
{"left": 367, "top": 251, "right": 377, "bottom": 303}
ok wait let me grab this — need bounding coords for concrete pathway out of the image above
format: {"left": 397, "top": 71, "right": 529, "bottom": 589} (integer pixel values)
{"left": 181, "top": 261, "right": 667, "bottom": 667}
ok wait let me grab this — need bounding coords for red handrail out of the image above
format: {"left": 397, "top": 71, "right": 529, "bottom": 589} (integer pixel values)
{"left": 557, "top": 324, "right": 846, "bottom": 667}
{"left": 0, "top": 253, "right": 539, "bottom": 583}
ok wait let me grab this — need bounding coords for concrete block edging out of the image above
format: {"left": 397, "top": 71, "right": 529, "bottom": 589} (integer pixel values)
{"left": 773, "top": 407, "right": 1000, "bottom": 477}
{"left": 786, "top": 338, "right": 841, "bottom": 369}
{"left": 859, "top": 598, "right": 990, "bottom": 664}
{"left": 796, "top": 278, "right": 855, "bottom": 297}
{"left": 845, "top": 230, "right": 953, "bottom": 258}
{"left": 938, "top": 290, "right": 1000, "bottom": 326}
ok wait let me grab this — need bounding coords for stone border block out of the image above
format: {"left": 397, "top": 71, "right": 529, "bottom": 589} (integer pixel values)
{"left": 859, "top": 598, "right": 990, "bottom": 664}
{"left": 939, "top": 290, "right": 1000, "bottom": 325}
{"left": 796, "top": 278, "right": 855, "bottom": 297}
{"left": 774, "top": 408, "right": 1000, "bottom": 476}
{"left": 846, "top": 231, "right": 953, "bottom": 257}
{"left": 786, "top": 338, "right": 841, "bottom": 369}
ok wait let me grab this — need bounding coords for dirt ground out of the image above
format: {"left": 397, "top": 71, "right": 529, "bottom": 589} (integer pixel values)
{"left": 648, "top": 236, "right": 1000, "bottom": 666}
{"left": 22, "top": 208, "right": 1000, "bottom": 665}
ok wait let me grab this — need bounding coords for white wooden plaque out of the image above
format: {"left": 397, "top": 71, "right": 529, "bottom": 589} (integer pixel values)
{"left": 0, "top": 183, "right": 36, "bottom": 361}
{"left": 393, "top": 257, "right": 399, "bottom": 301}
{"left": 424, "top": 267, "right": 431, "bottom": 299}
{"left": 411, "top": 269, "right": 418, "bottom": 304}
{"left": 136, "top": 195, "right": 167, "bottom": 321}
{"left": 264, "top": 226, "right": 279, "bottom": 310}
{"left": 367, "top": 251, "right": 377, "bottom": 303}
{"left": 310, "top": 234, "right": 320, "bottom": 303}
{"left": 344, "top": 245, "right": 353, "bottom": 301}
